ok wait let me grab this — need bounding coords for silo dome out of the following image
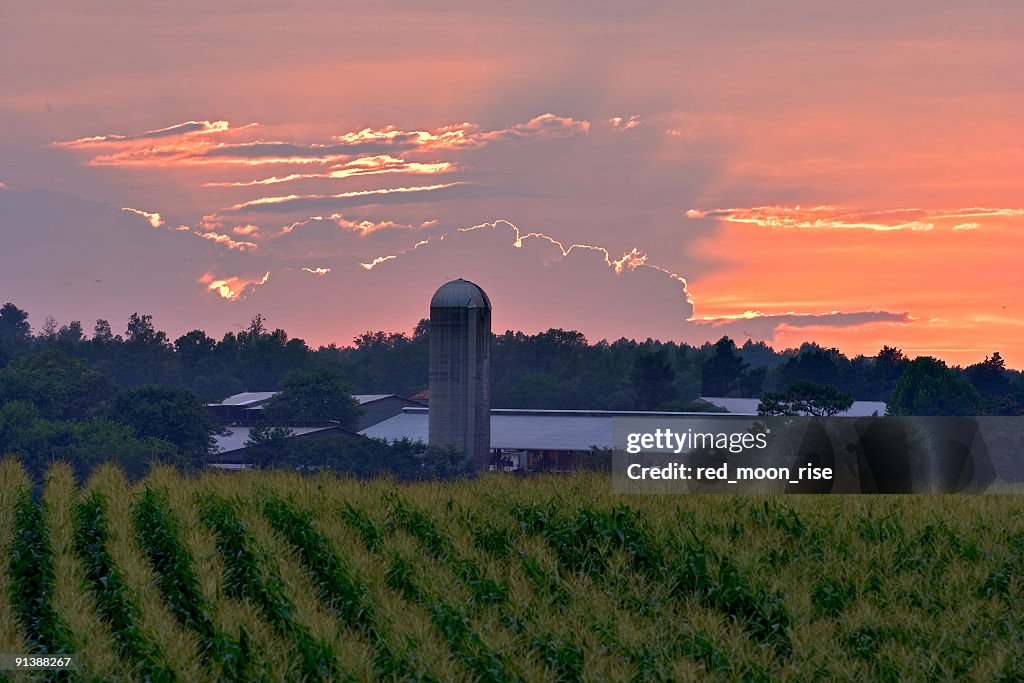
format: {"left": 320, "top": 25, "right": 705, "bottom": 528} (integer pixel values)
{"left": 430, "top": 278, "right": 491, "bottom": 310}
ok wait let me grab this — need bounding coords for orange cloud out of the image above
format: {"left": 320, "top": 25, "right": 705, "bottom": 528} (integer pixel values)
{"left": 203, "top": 155, "right": 453, "bottom": 187}
{"left": 198, "top": 271, "right": 269, "bottom": 301}
{"left": 55, "top": 120, "right": 233, "bottom": 147}
{"left": 272, "top": 213, "right": 415, "bottom": 239}
{"left": 301, "top": 266, "right": 331, "bottom": 276}
{"left": 195, "top": 231, "right": 257, "bottom": 251}
{"left": 121, "top": 207, "right": 164, "bottom": 228}
{"left": 609, "top": 115, "right": 640, "bottom": 130}
{"left": 332, "top": 113, "right": 588, "bottom": 150}
{"left": 53, "top": 114, "right": 588, "bottom": 169}
{"left": 686, "top": 205, "right": 1023, "bottom": 232}
{"left": 222, "top": 182, "right": 466, "bottom": 214}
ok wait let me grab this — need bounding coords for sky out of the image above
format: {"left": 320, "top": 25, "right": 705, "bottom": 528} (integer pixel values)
{"left": 1, "top": 1, "right": 1021, "bottom": 367}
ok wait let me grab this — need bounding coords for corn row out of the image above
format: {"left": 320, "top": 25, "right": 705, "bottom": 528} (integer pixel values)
{"left": 72, "top": 487, "right": 176, "bottom": 682}
{"left": 132, "top": 485, "right": 254, "bottom": 681}
{"left": 9, "top": 492, "right": 75, "bottom": 661}
{"left": 198, "top": 495, "right": 355, "bottom": 681}
{"left": 512, "top": 501, "right": 792, "bottom": 660}
{"left": 0, "top": 459, "right": 31, "bottom": 683}
{"left": 150, "top": 467, "right": 291, "bottom": 682}
{"left": 42, "top": 464, "right": 127, "bottom": 681}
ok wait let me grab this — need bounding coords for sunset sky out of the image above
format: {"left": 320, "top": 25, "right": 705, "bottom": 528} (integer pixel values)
{"left": 1, "top": 2, "right": 1021, "bottom": 367}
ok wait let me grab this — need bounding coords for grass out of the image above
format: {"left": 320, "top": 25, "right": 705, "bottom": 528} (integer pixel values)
{"left": 2, "top": 460, "right": 1024, "bottom": 681}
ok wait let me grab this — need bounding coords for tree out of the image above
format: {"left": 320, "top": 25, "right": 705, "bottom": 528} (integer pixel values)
{"left": 779, "top": 345, "right": 848, "bottom": 388}
{"left": 92, "top": 319, "right": 116, "bottom": 344}
{"left": 887, "top": 357, "right": 982, "bottom": 416}
{"left": 632, "top": 347, "right": 679, "bottom": 410}
{"left": 0, "top": 303, "right": 31, "bottom": 341}
{"left": 758, "top": 380, "right": 854, "bottom": 417}
{"left": 244, "top": 423, "right": 295, "bottom": 468}
{"left": 875, "top": 346, "right": 908, "bottom": 389}
{"left": 114, "top": 313, "right": 178, "bottom": 386}
{"left": 56, "top": 320, "right": 85, "bottom": 351}
{"left": 109, "top": 385, "right": 216, "bottom": 465}
{"left": 261, "top": 365, "right": 363, "bottom": 429}
{"left": 701, "top": 337, "right": 748, "bottom": 396}
{"left": 965, "top": 352, "right": 1011, "bottom": 397}
{"left": 0, "top": 399, "right": 176, "bottom": 481}
{"left": 0, "top": 349, "right": 118, "bottom": 420}
{"left": 125, "top": 313, "right": 169, "bottom": 349}
{"left": 964, "top": 352, "right": 1020, "bottom": 415}
{"left": 0, "top": 304, "right": 32, "bottom": 358}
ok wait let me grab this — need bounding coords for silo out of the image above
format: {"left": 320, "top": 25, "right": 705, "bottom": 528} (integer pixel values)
{"left": 428, "top": 278, "right": 491, "bottom": 471}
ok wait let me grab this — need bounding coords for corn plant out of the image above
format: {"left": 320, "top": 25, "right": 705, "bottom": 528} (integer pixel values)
{"left": 133, "top": 485, "right": 251, "bottom": 681}
{"left": 73, "top": 490, "right": 175, "bottom": 682}
{"left": 43, "top": 463, "right": 128, "bottom": 680}
{"left": 9, "top": 493, "right": 73, "bottom": 658}
{"left": 263, "top": 495, "right": 372, "bottom": 632}
{"left": 199, "top": 495, "right": 352, "bottom": 682}
{"left": 0, "top": 459, "right": 32, "bottom": 664}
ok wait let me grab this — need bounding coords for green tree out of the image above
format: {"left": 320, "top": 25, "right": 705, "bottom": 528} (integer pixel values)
{"left": 632, "top": 347, "right": 679, "bottom": 410}
{"left": 0, "top": 349, "right": 117, "bottom": 420}
{"left": 779, "top": 345, "right": 848, "bottom": 388}
{"left": 964, "top": 352, "right": 1021, "bottom": 415}
{"left": 244, "top": 423, "right": 295, "bottom": 468}
{"left": 109, "top": 385, "right": 216, "bottom": 465}
{"left": 758, "top": 380, "right": 854, "bottom": 417}
{"left": 0, "top": 399, "right": 176, "bottom": 481}
{"left": 0, "top": 303, "right": 31, "bottom": 341}
{"left": 701, "top": 337, "right": 748, "bottom": 396}
{"left": 887, "top": 357, "right": 982, "bottom": 416}
{"left": 261, "top": 365, "right": 362, "bottom": 429}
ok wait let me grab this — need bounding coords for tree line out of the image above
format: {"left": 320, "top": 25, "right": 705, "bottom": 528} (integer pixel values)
{"left": 2, "top": 302, "right": 1021, "bottom": 413}
{"left": 1, "top": 300, "right": 1021, "bottom": 479}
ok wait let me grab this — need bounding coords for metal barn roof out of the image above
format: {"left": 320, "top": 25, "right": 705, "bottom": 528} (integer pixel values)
{"left": 362, "top": 408, "right": 615, "bottom": 451}
{"left": 211, "top": 391, "right": 277, "bottom": 407}
{"left": 213, "top": 425, "right": 346, "bottom": 454}
{"left": 354, "top": 394, "right": 400, "bottom": 404}
{"left": 210, "top": 392, "right": 405, "bottom": 407}
{"left": 699, "top": 397, "right": 886, "bottom": 416}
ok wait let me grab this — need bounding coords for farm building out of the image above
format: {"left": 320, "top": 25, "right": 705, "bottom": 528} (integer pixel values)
{"left": 206, "top": 391, "right": 425, "bottom": 430}
{"left": 209, "top": 424, "right": 356, "bottom": 469}
{"left": 362, "top": 398, "right": 888, "bottom": 473}
{"left": 365, "top": 406, "right": 614, "bottom": 472}
{"left": 697, "top": 396, "right": 886, "bottom": 416}
{"left": 207, "top": 392, "right": 425, "bottom": 468}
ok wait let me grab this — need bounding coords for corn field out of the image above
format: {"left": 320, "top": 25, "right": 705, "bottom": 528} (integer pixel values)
{"left": 2, "top": 458, "right": 1024, "bottom": 682}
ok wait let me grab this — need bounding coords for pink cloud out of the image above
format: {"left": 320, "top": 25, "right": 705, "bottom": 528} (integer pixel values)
{"left": 54, "top": 114, "right": 589, "bottom": 169}
{"left": 194, "top": 231, "right": 258, "bottom": 251}
{"left": 198, "top": 271, "right": 270, "bottom": 301}
{"left": 687, "top": 205, "right": 1024, "bottom": 232}
{"left": 121, "top": 207, "right": 165, "bottom": 228}
{"left": 609, "top": 115, "right": 640, "bottom": 131}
